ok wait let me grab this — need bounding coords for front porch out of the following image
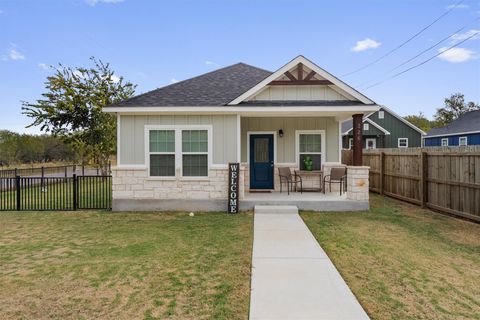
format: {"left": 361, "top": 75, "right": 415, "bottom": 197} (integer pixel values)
{"left": 240, "top": 190, "right": 368, "bottom": 211}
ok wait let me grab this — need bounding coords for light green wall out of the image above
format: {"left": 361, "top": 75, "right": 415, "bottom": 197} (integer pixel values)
{"left": 119, "top": 115, "right": 238, "bottom": 165}
{"left": 241, "top": 117, "right": 340, "bottom": 163}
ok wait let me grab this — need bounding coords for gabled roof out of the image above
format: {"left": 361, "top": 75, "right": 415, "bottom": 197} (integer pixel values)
{"left": 108, "top": 63, "right": 272, "bottom": 107}
{"left": 228, "top": 55, "right": 375, "bottom": 105}
{"left": 342, "top": 118, "right": 391, "bottom": 135}
{"left": 342, "top": 106, "right": 426, "bottom": 136}
{"left": 426, "top": 110, "right": 480, "bottom": 137}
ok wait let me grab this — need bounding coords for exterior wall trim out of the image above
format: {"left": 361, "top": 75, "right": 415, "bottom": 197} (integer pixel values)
{"left": 424, "top": 130, "right": 480, "bottom": 138}
{"left": 294, "top": 130, "right": 326, "bottom": 170}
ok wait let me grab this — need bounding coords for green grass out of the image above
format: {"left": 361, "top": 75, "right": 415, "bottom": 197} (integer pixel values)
{"left": 301, "top": 194, "right": 480, "bottom": 320}
{"left": 0, "top": 211, "right": 253, "bottom": 319}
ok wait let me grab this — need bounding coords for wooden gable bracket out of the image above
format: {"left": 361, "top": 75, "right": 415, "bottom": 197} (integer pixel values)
{"left": 269, "top": 63, "right": 333, "bottom": 86}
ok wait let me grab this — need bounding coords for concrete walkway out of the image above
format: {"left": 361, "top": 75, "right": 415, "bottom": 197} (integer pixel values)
{"left": 250, "top": 205, "right": 369, "bottom": 320}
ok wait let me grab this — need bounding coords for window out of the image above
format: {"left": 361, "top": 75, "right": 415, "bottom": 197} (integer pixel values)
{"left": 441, "top": 138, "right": 448, "bottom": 146}
{"left": 146, "top": 126, "right": 211, "bottom": 178}
{"left": 398, "top": 138, "right": 408, "bottom": 148}
{"left": 348, "top": 138, "right": 353, "bottom": 150}
{"left": 459, "top": 136, "right": 468, "bottom": 146}
{"left": 297, "top": 131, "right": 324, "bottom": 171}
{"left": 378, "top": 110, "right": 384, "bottom": 119}
{"left": 182, "top": 130, "right": 208, "bottom": 176}
{"left": 363, "top": 123, "right": 369, "bottom": 131}
{"left": 149, "top": 130, "right": 175, "bottom": 176}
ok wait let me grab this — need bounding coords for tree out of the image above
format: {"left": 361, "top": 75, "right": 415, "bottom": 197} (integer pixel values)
{"left": 22, "top": 58, "right": 136, "bottom": 173}
{"left": 434, "top": 93, "right": 479, "bottom": 127}
{"left": 404, "top": 112, "right": 434, "bottom": 132}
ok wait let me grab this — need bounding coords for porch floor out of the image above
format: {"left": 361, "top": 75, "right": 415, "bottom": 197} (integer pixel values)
{"left": 241, "top": 191, "right": 368, "bottom": 212}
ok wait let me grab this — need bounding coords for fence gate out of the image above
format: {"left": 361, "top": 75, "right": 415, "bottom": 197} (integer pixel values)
{"left": 0, "top": 175, "right": 112, "bottom": 211}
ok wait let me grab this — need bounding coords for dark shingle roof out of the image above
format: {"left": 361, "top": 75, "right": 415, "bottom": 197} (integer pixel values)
{"left": 341, "top": 119, "right": 353, "bottom": 133}
{"left": 110, "top": 63, "right": 272, "bottom": 107}
{"left": 426, "top": 110, "right": 480, "bottom": 136}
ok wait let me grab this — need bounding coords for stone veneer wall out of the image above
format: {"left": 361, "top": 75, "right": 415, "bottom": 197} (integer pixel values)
{"left": 346, "top": 166, "right": 370, "bottom": 201}
{"left": 112, "top": 167, "right": 237, "bottom": 200}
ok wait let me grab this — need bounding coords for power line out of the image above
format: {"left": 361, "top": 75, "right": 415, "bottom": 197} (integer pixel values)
{"left": 342, "top": 0, "right": 466, "bottom": 77}
{"left": 357, "top": 17, "right": 480, "bottom": 88}
{"left": 362, "top": 31, "right": 479, "bottom": 90}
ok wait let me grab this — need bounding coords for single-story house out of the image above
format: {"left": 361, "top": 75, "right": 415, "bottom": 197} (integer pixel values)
{"left": 341, "top": 106, "right": 426, "bottom": 149}
{"left": 103, "top": 56, "right": 377, "bottom": 211}
{"left": 424, "top": 110, "right": 480, "bottom": 146}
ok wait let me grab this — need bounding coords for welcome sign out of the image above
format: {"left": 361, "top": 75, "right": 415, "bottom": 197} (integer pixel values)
{"left": 227, "top": 163, "right": 240, "bottom": 213}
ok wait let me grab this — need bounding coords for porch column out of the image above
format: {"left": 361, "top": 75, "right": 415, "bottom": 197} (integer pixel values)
{"left": 352, "top": 114, "right": 363, "bottom": 166}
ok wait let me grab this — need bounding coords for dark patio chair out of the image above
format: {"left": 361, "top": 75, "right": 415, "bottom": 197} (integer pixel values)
{"left": 278, "top": 167, "right": 302, "bottom": 195}
{"left": 323, "top": 167, "right": 347, "bottom": 195}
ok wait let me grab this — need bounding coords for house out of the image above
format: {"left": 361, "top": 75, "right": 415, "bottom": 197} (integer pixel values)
{"left": 341, "top": 106, "right": 426, "bottom": 149}
{"left": 424, "top": 110, "right": 480, "bottom": 146}
{"left": 103, "top": 56, "right": 377, "bottom": 211}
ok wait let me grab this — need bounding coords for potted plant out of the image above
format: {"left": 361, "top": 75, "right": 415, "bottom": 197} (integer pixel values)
{"left": 303, "top": 156, "right": 313, "bottom": 171}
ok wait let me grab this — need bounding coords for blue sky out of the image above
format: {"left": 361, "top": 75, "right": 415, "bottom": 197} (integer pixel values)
{"left": 1, "top": 0, "right": 479, "bottom": 134}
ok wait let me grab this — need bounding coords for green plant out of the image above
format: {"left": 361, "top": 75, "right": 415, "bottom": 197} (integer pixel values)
{"left": 303, "top": 156, "right": 313, "bottom": 171}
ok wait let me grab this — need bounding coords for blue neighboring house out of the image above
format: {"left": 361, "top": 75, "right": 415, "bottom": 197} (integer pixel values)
{"left": 424, "top": 110, "right": 480, "bottom": 146}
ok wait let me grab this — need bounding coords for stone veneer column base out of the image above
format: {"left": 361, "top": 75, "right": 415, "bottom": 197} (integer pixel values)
{"left": 346, "top": 166, "right": 370, "bottom": 202}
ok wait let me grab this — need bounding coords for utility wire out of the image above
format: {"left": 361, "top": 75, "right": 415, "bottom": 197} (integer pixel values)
{"left": 357, "top": 17, "right": 480, "bottom": 88}
{"left": 342, "top": 0, "right": 466, "bottom": 77}
{"left": 362, "top": 31, "right": 479, "bottom": 90}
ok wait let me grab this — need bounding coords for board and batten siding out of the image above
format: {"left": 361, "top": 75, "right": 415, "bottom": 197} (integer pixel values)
{"left": 119, "top": 115, "right": 238, "bottom": 165}
{"left": 241, "top": 117, "right": 340, "bottom": 163}
{"left": 369, "top": 109, "right": 422, "bottom": 148}
{"left": 249, "top": 85, "right": 355, "bottom": 101}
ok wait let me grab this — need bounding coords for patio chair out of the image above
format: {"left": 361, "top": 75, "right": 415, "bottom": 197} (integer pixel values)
{"left": 323, "top": 167, "right": 347, "bottom": 195}
{"left": 278, "top": 167, "right": 302, "bottom": 195}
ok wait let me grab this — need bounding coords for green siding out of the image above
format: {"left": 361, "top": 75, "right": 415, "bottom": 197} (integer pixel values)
{"left": 370, "top": 109, "right": 422, "bottom": 147}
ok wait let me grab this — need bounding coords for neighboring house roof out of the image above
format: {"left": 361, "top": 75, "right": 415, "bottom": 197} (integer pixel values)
{"left": 342, "top": 106, "right": 426, "bottom": 136}
{"left": 342, "top": 117, "right": 390, "bottom": 135}
{"left": 425, "top": 110, "right": 480, "bottom": 138}
{"left": 109, "top": 63, "right": 272, "bottom": 107}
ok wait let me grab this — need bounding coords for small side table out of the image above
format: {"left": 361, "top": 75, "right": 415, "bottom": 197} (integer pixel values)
{"left": 294, "top": 170, "right": 323, "bottom": 192}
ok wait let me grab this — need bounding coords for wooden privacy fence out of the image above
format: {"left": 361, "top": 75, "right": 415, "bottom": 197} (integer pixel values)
{"left": 0, "top": 175, "right": 112, "bottom": 211}
{"left": 342, "top": 146, "right": 480, "bottom": 222}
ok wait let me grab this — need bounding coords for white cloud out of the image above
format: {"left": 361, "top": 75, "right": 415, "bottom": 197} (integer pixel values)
{"left": 110, "top": 74, "right": 120, "bottom": 83}
{"left": 446, "top": 4, "right": 469, "bottom": 9}
{"left": 37, "top": 63, "right": 49, "bottom": 70}
{"left": 437, "top": 47, "right": 477, "bottom": 63}
{"left": 205, "top": 60, "right": 220, "bottom": 67}
{"left": 86, "top": 0, "right": 124, "bottom": 6}
{"left": 351, "top": 38, "right": 381, "bottom": 52}
{"left": 451, "top": 29, "right": 480, "bottom": 42}
{"left": 9, "top": 48, "right": 25, "bottom": 60}
{"left": 73, "top": 69, "right": 84, "bottom": 78}
{"left": 171, "top": 78, "right": 178, "bottom": 83}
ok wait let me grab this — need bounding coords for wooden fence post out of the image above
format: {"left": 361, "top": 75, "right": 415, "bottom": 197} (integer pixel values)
{"left": 420, "top": 152, "right": 428, "bottom": 208}
{"left": 380, "top": 152, "right": 385, "bottom": 195}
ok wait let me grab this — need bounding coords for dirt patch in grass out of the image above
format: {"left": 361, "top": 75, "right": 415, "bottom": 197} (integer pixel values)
{"left": 301, "top": 194, "right": 480, "bottom": 320}
{"left": 0, "top": 211, "right": 253, "bottom": 319}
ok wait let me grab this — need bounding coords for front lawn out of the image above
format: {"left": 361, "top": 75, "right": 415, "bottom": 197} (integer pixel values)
{"left": 0, "top": 211, "right": 253, "bottom": 319}
{"left": 301, "top": 194, "right": 480, "bottom": 320}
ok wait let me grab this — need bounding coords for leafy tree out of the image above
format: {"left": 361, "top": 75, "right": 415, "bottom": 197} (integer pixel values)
{"left": 404, "top": 112, "right": 434, "bottom": 132}
{"left": 434, "top": 93, "right": 479, "bottom": 127}
{"left": 22, "top": 57, "right": 136, "bottom": 173}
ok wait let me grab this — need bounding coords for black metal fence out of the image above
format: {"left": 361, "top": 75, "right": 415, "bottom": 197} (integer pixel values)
{"left": 0, "top": 163, "right": 111, "bottom": 178}
{"left": 0, "top": 175, "right": 112, "bottom": 211}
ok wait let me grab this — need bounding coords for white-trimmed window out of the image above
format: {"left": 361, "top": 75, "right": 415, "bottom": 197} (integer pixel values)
{"left": 149, "top": 130, "right": 175, "bottom": 176}
{"left": 363, "top": 123, "right": 369, "bottom": 131}
{"left": 398, "top": 138, "right": 408, "bottom": 148}
{"left": 441, "top": 138, "right": 448, "bottom": 146}
{"left": 378, "top": 110, "right": 385, "bottom": 119}
{"left": 296, "top": 130, "right": 325, "bottom": 171}
{"left": 146, "top": 126, "right": 211, "bottom": 178}
{"left": 459, "top": 136, "right": 468, "bottom": 146}
{"left": 182, "top": 130, "right": 208, "bottom": 177}
{"left": 348, "top": 138, "right": 353, "bottom": 150}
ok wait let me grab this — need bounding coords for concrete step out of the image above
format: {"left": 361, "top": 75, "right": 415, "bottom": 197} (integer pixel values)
{"left": 254, "top": 205, "right": 299, "bottom": 215}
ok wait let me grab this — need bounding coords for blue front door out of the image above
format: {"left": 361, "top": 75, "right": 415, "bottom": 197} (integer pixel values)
{"left": 250, "top": 134, "right": 274, "bottom": 189}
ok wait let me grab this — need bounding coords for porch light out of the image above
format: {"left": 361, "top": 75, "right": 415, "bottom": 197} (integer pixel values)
{"left": 278, "top": 129, "right": 284, "bottom": 137}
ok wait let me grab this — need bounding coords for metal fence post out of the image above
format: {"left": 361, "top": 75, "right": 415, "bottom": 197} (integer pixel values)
{"left": 16, "top": 175, "right": 21, "bottom": 211}
{"left": 73, "top": 174, "right": 77, "bottom": 210}
{"left": 15, "top": 168, "right": 18, "bottom": 177}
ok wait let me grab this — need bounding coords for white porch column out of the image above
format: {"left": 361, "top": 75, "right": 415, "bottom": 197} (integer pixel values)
{"left": 346, "top": 166, "right": 370, "bottom": 201}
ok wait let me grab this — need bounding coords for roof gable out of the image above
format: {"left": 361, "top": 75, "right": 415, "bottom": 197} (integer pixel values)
{"left": 228, "top": 55, "right": 375, "bottom": 105}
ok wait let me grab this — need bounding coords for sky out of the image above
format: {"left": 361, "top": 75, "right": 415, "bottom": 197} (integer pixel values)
{"left": 0, "top": 0, "right": 479, "bottom": 134}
